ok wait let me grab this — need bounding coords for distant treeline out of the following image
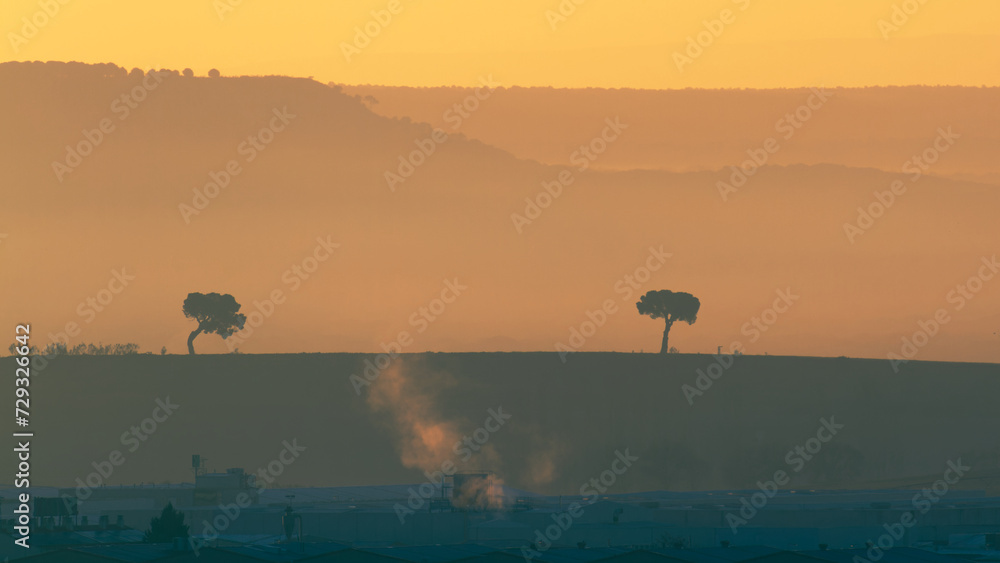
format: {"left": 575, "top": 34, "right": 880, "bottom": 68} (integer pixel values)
{"left": 8, "top": 342, "right": 142, "bottom": 356}
{"left": 0, "top": 61, "right": 217, "bottom": 80}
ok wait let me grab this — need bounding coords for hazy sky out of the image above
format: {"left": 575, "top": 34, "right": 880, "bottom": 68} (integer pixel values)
{"left": 4, "top": 0, "right": 999, "bottom": 88}
{"left": 3, "top": 3, "right": 999, "bottom": 363}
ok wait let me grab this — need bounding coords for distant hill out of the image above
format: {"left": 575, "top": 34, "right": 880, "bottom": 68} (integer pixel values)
{"left": 5, "top": 353, "right": 999, "bottom": 494}
{"left": 342, "top": 84, "right": 1000, "bottom": 184}
{"left": 1, "top": 62, "right": 998, "bottom": 362}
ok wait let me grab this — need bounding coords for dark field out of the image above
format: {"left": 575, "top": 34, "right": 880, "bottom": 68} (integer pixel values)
{"left": 7, "top": 352, "right": 998, "bottom": 495}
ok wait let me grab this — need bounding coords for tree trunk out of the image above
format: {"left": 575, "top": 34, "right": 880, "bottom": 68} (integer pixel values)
{"left": 660, "top": 321, "right": 673, "bottom": 354}
{"left": 187, "top": 327, "right": 202, "bottom": 355}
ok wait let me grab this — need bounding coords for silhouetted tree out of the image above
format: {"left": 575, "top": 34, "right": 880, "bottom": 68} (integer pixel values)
{"left": 42, "top": 342, "right": 67, "bottom": 356}
{"left": 182, "top": 292, "right": 247, "bottom": 355}
{"left": 208, "top": 68, "right": 221, "bottom": 78}
{"left": 636, "top": 290, "right": 700, "bottom": 354}
{"left": 144, "top": 503, "right": 188, "bottom": 543}
{"left": 182, "top": 68, "right": 194, "bottom": 78}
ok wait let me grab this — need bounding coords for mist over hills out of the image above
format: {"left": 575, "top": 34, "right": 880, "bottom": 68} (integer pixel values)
{"left": 1, "top": 61, "right": 998, "bottom": 363}
{"left": 343, "top": 84, "right": 1000, "bottom": 184}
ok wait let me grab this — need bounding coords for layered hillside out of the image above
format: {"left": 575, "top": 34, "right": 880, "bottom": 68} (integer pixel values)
{"left": 342, "top": 84, "right": 1000, "bottom": 184}
{"left": 0, "top": 62, "right": 998, "bottom": 362}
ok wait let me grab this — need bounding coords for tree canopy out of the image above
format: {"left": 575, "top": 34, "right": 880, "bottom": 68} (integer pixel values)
{"left": 144, "top": 503, "right": 188, "bottom": 543}
{"left": 637, "top": 290, "right": 700, "bottom": 323}
{"left": 182, "top": 292, "right": 247, "bottom": 354}
{"left": 637, "top": 290, "right": 701, "bottom": 354}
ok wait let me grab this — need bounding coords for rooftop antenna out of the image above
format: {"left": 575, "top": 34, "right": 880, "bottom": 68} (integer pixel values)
{"left": 191, "top": 455, "right": 207, "bottom": 478}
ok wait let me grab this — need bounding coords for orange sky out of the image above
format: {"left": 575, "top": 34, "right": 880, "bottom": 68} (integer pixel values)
{"left": 3, "top": 0, "right": 999, "bottom": 88}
